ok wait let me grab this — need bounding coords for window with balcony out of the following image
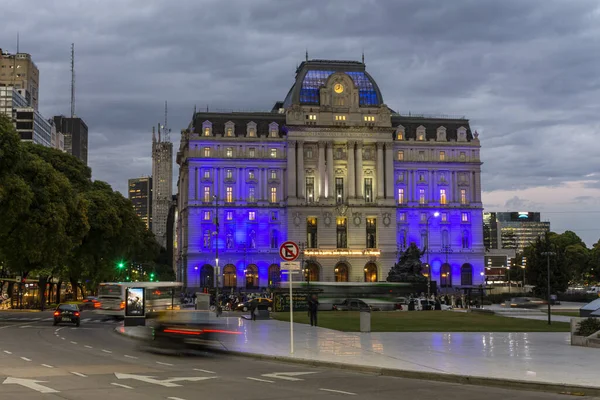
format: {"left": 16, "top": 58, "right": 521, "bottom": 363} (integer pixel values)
{"left": 366, "top": 218, "right": 377, "bottom": 248}
{"left": 249, "top": 211, "right": 256, "bottom": 221}
{"left": 398, "top": 150, "right": 404, "bottom": 161}
{"left": 440, "top": 189, "right": 447, "bottom": 205}
{"left": 307, "top": 217, "right": 318, "bottom": 248}
{"left": 248, "top": 187, "right": 256, "bottom": 203}
{"left": 419, "top": 188, "right": 426, "bottom": 204}
{"left": 270, "top": 187, "right": 277, "bottom": 203}
{"left": 306, "top": 177, "right": 315, "bottom": 203}
{"left": 336, "top": 217, "right": 347, "bottom": 248}
{"left": 203, "top": 147, "right": 211, "bottom": 157}
{"left": 203, "top": 170, "right": 210, "bottom": 179}
{"left": 226, "top": 169, "right": 233, "bottom": 180}
{"left": 398, "top": 188, "right": 405, "bottom": 204}
{"left": 203, "top": 186, "right": 211, "bottom": 202}
{"left": 226, "top": 147, "right": 233, "bottom": 158}
{"left": 335, "top": 177, "right": 344, "bottom": 204}
{"left": 226, "top": 187, "right": 233, "bottom": 203}
{"left": 460, "top": 189, "right": 467, "bottom": 204}
{"left": 364, "top": 178, "right": 373, "bottom": 203}
{"left": 270, "top": 170, "right": 277, "bottom": 180}
{"left": 270, "top": 148, "right": 277, "bottom": 158}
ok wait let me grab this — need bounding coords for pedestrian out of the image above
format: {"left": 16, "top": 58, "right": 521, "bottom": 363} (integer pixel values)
{"left": 308, "top": 294, "right": 319, "bottom": 326}
{"left": 250, "top": 300, "right": 257, "bottom": 321}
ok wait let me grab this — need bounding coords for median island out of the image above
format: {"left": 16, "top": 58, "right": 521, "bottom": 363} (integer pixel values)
{"left": 271, "top": 311, "right": 571, "bottom": 332}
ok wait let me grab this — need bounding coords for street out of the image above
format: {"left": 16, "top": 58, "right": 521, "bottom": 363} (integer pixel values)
{"left": 0, "top": 310, "right": 595, "bottom": 400}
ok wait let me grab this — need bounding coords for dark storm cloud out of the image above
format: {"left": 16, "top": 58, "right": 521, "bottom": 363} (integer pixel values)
{"left": 1, "top": 0, "right": 599, "bottom": 202}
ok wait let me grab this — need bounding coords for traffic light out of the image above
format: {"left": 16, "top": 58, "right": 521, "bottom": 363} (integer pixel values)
{"left": 522, "top": 257, "right": 527, "bottom": 267}
{"left": 117, "top": 261, "right": 125, "bottom": 269}
{"left": 149, "top": 273, "right": 155, "bottom": 281}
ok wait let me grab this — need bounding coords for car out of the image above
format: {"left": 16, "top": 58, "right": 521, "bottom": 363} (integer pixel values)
{"left": 332, "top": 298, "right": 375, "bottom": 311}
{"left": 82, "top": 296, "right": 100, "bottom": 310}
{"left": 504, "top": 297, "right": 547, "bottom": 308}
{"left": 235, "top": 298, "right": 273, "bottom": 312}
{"left": 54, "top": 304, "right": 81, "bottom": 326}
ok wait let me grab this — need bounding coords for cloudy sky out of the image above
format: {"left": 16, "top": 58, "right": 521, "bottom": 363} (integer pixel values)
{"left": 2, "top": 0, "right": 600, "bottom": 245}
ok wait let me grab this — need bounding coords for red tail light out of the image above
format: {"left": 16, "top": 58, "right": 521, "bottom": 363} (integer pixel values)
{"left": 74, "top": 312, "right": 80, "bottom": 317}
{"left": 120, "top": 301, "right": 125, "bottom": 310}
{"left": 54, "top": 311, "right": 60, "bottom": 316}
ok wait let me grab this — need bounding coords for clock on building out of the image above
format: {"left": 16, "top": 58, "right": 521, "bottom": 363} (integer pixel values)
{"left": 334, "top": 83, "right": 344, "bottom": 94}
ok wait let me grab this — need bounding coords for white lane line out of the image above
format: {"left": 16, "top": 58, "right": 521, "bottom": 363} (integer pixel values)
{"left": 71, "top": 372, "right": 87, "bottom": 377}
{"left": 124, "top": 355, "right": 138, "bottom": 359}
{"left": 56, "top": 327, "right": 65, "bottom": 332}
{"left": 70, "top": 341, "right": 78, "bottom": 344}
{"left": 3, "top": 350, "right": 12, "bottom": 354}
{"left": 168, "top": 397, "right": 187, "bottom": 400}
{"left": 110, "top": 383, "right": 132, "bottom": 389}
{"left": 41, "top": 364, "right": 53, "bottom": 368}
{"left": 19, "top": 325, "right": 33, "bottom": 328}
{"left": 156, "top": 361, "right": 173, "bottom": 366}
{"left": 20, "top": 357, "right": 31, "bottom": 362}
{"left": 82, "top": 318, "right": 91, "bottom": 322}
{"left": 246, "top": 377, "right": 274, "bottom": 383}
{"left": 61, "top": 337, "right": 65, "bottom": 340}
{"left": 194, "top": 368, "right": 216, "bottom": 374}
{"left": 84, "top": 345, "right": 93, "bottom": 349}
{"left": 101, "top": 349, "right": 112, "bottom": 353}
{"left": 320, "top": 388, "right": 357, "bottom": 395}
{"left": 43, "top": 317, "right": 53, "bottom": 321}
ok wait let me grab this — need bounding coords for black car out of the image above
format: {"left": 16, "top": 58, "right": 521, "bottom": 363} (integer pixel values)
{"left": 54, "top": 304, "right": 81, "bottom": 327}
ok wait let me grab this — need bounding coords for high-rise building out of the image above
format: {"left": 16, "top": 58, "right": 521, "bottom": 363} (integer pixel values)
{"left": 53, "top": 116, "right": 88, "bottom": 165}
{"left": 128, "top": 177, "right": 153, "bottom": 230}
{"left": 484, "top": 212, "right": 550, "bottom": 253}
{"left": 0, "top": 86, "right": 51, "bottom": 147}
{"left": 152, "top": 125, "right": 173, "bottom": 249}
{"left": 175, "top": 59, "right": 484, "bottom": 292}
{"left": 0, "top": 49, "right": 39, "bottom": 111}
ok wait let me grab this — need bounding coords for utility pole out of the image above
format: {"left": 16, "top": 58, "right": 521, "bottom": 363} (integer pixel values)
{"left": 541, "top": 251, "right": 556, "bottom": 325}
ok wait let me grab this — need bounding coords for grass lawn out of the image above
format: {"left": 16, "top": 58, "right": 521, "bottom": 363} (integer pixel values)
{"left": 272, "top": 311, "right": 570, "bottom": 332}
{"left": 550, "top": 311, "right": 580, "bottom": 317}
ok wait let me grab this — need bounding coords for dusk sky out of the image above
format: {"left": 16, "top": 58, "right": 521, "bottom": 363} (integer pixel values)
{"left": 2, "top": 0, "right": 600, "bottom": 245}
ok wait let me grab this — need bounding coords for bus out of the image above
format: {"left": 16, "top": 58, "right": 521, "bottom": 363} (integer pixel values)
{"left": 97, "top": 282, "right": 183, "bottom": 317}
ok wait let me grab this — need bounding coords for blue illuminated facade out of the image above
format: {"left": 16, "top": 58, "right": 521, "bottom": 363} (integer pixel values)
{"left": 175, "top": 59, "right": 485, "bottom": 293}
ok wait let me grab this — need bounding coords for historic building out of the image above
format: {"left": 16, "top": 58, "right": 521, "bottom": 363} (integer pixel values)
{"left": 152, "top": 124, "right": 173, "bottom": 249}
{"left": 176, "top": 59, "right": 484, "bottom": 292}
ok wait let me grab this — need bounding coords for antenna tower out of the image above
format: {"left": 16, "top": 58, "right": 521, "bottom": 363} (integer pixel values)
{"left": 71, "top": 43, "right": 75, "bottom": 117}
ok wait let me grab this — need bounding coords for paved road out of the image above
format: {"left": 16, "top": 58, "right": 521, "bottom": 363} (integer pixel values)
{"left": 0, "top": 310, "right": 596, "bottom": 400}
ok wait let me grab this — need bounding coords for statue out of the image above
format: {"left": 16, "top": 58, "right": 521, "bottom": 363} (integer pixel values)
{"left": 386, "top": 242, "right": 428, "bottom": 283}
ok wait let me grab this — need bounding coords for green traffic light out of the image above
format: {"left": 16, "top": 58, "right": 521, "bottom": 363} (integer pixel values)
{"left": 118, "top": 262, "right": 124, "bottom": 269}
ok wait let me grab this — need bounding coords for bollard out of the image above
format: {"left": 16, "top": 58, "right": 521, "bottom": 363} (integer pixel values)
{"left": 360, "top": 307, "right": 371, "bottom": 333}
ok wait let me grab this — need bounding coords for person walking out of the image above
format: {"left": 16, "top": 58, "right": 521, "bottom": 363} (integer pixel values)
{"left": 308, "top": 294, "right": 319, "bottom": 327}
{"left": 250, "top": 300, "right": 257, "bottom": 321}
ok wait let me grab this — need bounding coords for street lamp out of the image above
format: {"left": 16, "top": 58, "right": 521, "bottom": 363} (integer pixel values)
{"left": 426, "top": 211, "right": 440, "bottom": 300}
{"left": 480, "top": 271, "right": 485, "bottom": 308}
{"left": 541, "top": 251, "right": 556, "bottom": 325}
{"left": 213, "top": 195, "right": 221, "bottom": 316}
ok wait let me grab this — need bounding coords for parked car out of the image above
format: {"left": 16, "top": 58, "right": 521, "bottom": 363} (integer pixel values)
{"left": 332, "top": 298, "right": 379, "bottom": 311}
{"left": 53, "top": 304, "right": 81, "bottom": 327}
{"left": 236, "top": 298, "right": 273, "bottom": 312}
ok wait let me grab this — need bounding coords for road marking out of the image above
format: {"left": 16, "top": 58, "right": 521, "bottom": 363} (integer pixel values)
{"left": 320, "top": 388, "right": 357, "bottom": 395}
{"left": 156, "top": 361, "right": 173, "bottom": 366}
{"left": 194, "top": 368, "right": 216, "bottom": 374}
{"left": 71, "top": 372, "right": 87, "bottom": 377}
{"left": 124, "top": 355, "right": 138, "bottom": 359}
{"left": 56, "top": 327, "right": 65, "bottom": 332}
{"left": 110, "top": 383, "right": 132, "bottom": 389}
{"left": 20, "top": 357, "right": 31, "bottom": 362}
{"left": 70, "top": 341, "right": 78, "bottom": 344}
{"left": 41, "top": 364, "right": 53, "bottom": 368}
{"left": 43, "top": 318, "right": 53, "bottom": 321}
{"left": 82, "top": 318, "right": 91, "bottom": 322}
{"left": 30, "top": 318, "right": 40, "bottom": 321}
{"left": 3, "top": 350, "right": 12, "bottom": 354}
{"left": 114, "top": 373, "right": 215, "bottom": 387}
{"left": 168, "top": 397, "right": 187, "bottom": 400}
{"left": 247, "top": 377, "right": 274, "bottom": 383}
{"left": 84, "top": 345, "right": 93, "bottom": 349}
{"left": 61, "top": 337, "right": 65, "bottom": 340}
{"left": 3, "top": 377, "right": 59, "bottom": 393}
{"left": 19, "top": 325, "right": 33, "bottom": 328}
{"left": 101, "top": 349, "right": 112, "bottom": 353}
{"left": 262, "top": 372, "right": 317, "bottom": 381}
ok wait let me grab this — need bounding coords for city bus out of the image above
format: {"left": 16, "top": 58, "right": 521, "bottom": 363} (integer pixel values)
{"left": 97, "top": 282, "right": 183, "bottom": 318}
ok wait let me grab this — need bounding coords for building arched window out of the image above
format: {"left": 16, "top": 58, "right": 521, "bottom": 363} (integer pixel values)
{"left": 268, "top": 264, "right": 280, "bottom": 286}
{"left": 223, "top": 265, "right": 237, "bottom": 288}
{"left": 364, "top": 263, "right": 378, "bottom": 282}
{"left": 440, "top": 263, "right": 452, "bottom": 288}
{"left": 245, "top": 264, "right": 258, "bottom": 289}
{"left": 461, "top": 264, "right": 473, "bottom": 286}
{"left": 334, "top": 263, "right": 349, "bottom": 282}
{"left": 305, "top": 262, "right": 320, "bottom": 282}
{"left": 200, "top": 265, "right": 214, "bottom": 288}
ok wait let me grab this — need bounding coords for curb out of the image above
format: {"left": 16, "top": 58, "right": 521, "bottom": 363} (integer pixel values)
{"left": 114, "top": 327, "right": 600, "bottom": 397}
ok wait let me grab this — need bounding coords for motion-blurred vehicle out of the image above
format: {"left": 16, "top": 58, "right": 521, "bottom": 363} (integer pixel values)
{"left": 149, "top": 310, "right": 241, "bottom": 352}
{"left": 503, "top": 297, "right": 547, "bottom": 308}
{"left": 394, "top": 297, "right": 408, "bottom": 310}
{"left": 82, "top": 296, "right": 100, "bottom": 310}
{"left": 332, "top": 298, "right": 379, "bottom": 311}
{"left": 97, "top": 282, "right": 182, "bottom": 318}
{"left": 54, "top": 304, "right": 81, "bottom": 327}
{"left": 235, "top": 298, "right": 273, "bottom": 312}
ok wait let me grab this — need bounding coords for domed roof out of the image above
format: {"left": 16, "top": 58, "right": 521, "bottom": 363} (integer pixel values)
{"left": 283, "top": 59, "right": 384, "bottom": 108}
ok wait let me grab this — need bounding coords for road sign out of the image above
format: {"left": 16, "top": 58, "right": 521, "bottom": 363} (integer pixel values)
{"left": 3, "top": 377, "right": 58, "bottom": 394}
{"left": 279, "top": 241, "right": 299, "bottom": 262}
{"left": 280, "top": 261, "right": 301, "bottom": 271}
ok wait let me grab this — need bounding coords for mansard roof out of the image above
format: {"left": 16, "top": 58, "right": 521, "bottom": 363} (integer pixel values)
{"left": 191, "top": 112, "right": 286, "bottom": 137}
{"left": 391, "top": 115, "right": 474, "bottom": 141}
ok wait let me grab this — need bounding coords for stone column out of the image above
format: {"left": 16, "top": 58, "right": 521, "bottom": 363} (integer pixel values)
{"left": 298, "top": 141, "right": 305, "bottom": 199}
{"left": 355, "top": 142, "right": 363, "bottom": 199}
{"left": 384, "top": 144, "right": 394, "bottom": 199}
{"left": 318, "top": 141, "right": 326, "bottom": 201}
{"left": 327, "top": 141, "right": 334, "bottom": 199}
{"left": 287, "top": 141, "right": 297, "bottom": 199}
{"left": 376, "top": 143, "right": 384, "bottom": 200}
{"left": 347, "top": 141, "right": 355, "bottom": 199}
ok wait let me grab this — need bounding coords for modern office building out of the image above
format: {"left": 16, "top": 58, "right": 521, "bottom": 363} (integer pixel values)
{"left": 53, "top": 116, "right": 88, "bottom": 165}
{"left": 484, "top": 212, "right": 550, "bottom": 253}
{"left": 128, "top": 177, "right": 153, "bottom": 230}
{"left": 175, "top": 58, "right": 485, "bottom": 292}
{"left": 0, "top": 86, "right": 51, "bottom": 147}
{"left": 0, "top": 49, "right": 40, "bottom": 111}
{"left": 152, "top": 125, "right": 173, "bottom": 249}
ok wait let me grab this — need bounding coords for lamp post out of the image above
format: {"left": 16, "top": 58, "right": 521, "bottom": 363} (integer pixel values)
{"left": 426, "top": 212, "right": 440, "bottom": 300}
{"left": 541, "top": 251, "right": 556, "bottom": 325}
{"left": 213, "top": 195, "right": 221, "bottom": 316}
{"left": 506, "top": 266, "right": 511, "bottom": 294}
{"left": 442, "top": 244, "right": 453, "bottom": 293}
{"left": 480, "top": 271, "right": 485, "bottom": 308}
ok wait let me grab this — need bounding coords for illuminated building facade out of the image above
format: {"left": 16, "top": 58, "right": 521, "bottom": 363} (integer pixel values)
{"left": 128, "top": 177, "right": 152, "bottom": 230}
{"left": 176, "top": 59, "right": 485, "bottom": 291}
{"left": 484, "top": 212, "right": 550, "bottom": 253}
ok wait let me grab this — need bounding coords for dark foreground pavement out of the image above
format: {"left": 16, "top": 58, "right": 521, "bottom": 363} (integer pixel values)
{"left": 0, "top": 310, "right": 597, "bottom": 400}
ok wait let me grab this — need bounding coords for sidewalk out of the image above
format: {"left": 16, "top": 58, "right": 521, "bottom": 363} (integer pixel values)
{"left": 116, "top": 315, "right": 599, "bottom": 393}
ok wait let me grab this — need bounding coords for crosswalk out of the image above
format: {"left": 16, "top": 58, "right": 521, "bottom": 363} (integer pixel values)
{"left": 0, "top": 317, "right": 121, "bottom": 324}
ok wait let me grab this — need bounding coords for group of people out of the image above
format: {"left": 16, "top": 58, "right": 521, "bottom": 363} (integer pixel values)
{"left": 407, "top": 292, "right": 480, "bottom": 309}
